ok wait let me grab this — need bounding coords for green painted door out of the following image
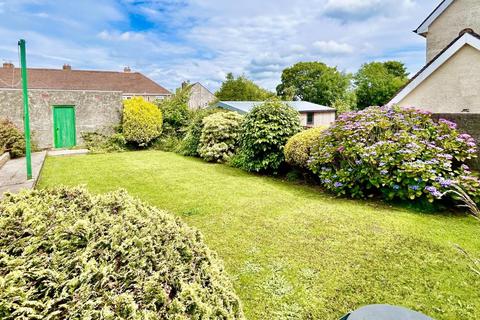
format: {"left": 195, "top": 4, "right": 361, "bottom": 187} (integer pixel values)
{"left": 53, "top": 106, "right": 76, "bottom": 148}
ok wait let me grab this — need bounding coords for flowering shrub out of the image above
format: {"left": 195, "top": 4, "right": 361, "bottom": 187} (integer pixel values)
{"left": 308, "top": 106, "right": 480, "bottom": 203}
{"left": 199, "top": 111, "right": 243, "bottom": 162}
{"left": 284, "top": 127, "right": 327, "bottom": 168}
{"left": 122, "top": 97, "right": 163, "bottom": 146}
{"left": 178, "top": 109, "right": 222, "bottom": 157}
{"left": 235, "top": 100, "right": 301, "bottom": 173}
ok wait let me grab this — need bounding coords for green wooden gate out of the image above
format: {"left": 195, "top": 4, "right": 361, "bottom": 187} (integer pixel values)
{"left": 53, "top": 106, "right": 76, "bottom": 148}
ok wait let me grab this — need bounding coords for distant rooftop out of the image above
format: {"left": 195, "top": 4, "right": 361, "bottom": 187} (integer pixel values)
{"left": 216, "top": 101, "right": 335, "bottom": 114}
{"left": 0, "top": 63, "right": 171, "bottom": 95}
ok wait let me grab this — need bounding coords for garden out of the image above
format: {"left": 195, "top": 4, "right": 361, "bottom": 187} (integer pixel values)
{"left": 2, "top": 92, "right": 480, "bottom": 319}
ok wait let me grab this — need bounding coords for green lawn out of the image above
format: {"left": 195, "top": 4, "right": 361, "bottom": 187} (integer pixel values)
{"left": 38, "top": 151, "right": 480, "bottom": 319}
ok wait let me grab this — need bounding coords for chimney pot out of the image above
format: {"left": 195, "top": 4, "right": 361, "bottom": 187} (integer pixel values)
{"left": 2, "top": 62, "right": 14, "bottom": 69}
{"left": 124, "top": 66, "right": 131, "bottom": 73}
{"left": 62, "top": 64, "right": 71, "bottom": 70}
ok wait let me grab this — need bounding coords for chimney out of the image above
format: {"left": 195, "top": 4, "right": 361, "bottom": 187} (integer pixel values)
{"left": 181, "top": 81, "right": 190, "bottom": 89}
{"left": 124, "top": 66, "right": 131, "bottom": 73}
{"left": 62, "top": 64, "right": 72, "bottom": 70}
{"left": 2, "top": 62, "right": 14, "bottom": 69}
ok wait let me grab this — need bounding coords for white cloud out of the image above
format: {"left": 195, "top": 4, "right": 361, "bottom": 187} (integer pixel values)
{"left": 98, "top": 30, "right": 145, "bottom": 42}
{"left": 312, "top": 40, "right": 354, "bottom": 54}
{"left": 0, "top": 0, "right": 438, "bottom": 92}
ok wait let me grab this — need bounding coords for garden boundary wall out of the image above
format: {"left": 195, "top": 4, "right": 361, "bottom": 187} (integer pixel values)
{"left": 432, "top": 113, "right": 480, "bottom": 170}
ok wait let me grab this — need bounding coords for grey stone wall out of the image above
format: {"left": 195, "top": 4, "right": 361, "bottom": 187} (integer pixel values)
{"left": 0, "top": 89, "right": 122, "bottom": 149}
{"left": 432, "top": 113, "right": 480, "bottom": 170}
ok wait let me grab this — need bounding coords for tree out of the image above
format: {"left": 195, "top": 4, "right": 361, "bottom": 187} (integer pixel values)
{"left": 276, "top": 62, "right": 350, "bottom": 106}
{"left": 156, "top": 86, "right": 191, "bottom": 138}
{"left": 354, "top": 61, "right": 409, "bottom": 109}
{"left": 215, "top": 73, "right": 274, "bottom": 101}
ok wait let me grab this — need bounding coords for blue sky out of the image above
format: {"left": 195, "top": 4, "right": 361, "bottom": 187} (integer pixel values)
{"left": 0, "top": 0, "right": 438, "bottom": 92}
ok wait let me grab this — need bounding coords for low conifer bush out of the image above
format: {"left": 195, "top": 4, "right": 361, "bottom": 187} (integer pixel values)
{"left": 284, "top": 127, "right": 327, "bottom": 169}
{"left": 122, "top": 97, "right": 163, "bottom": 146}
{"left": 0, "top": 187, "right": 244, "bottom": 319}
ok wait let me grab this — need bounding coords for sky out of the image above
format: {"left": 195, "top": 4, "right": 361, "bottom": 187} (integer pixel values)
{"left": 0, "top": 0, "right": 439, "bottom": 93}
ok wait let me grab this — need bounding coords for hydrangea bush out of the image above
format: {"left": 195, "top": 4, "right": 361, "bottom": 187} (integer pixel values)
{"left": 308, "top": 106, "right": 480, "bottom": 203}
{"left": 0, "top": 187, "right": 244, "bottom": 319}
{"left": 199, "top": 111, "right": 243, "bottom": 163}
{"left": 235, "top": 100, "right": 301, "bottom": 173}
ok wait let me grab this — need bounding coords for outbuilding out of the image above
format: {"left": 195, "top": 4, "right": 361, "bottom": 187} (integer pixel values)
{"left": 0, "top": 63, "right": 171, "bottom": 149}
{"left": 215, "top": 101, "right": 336, "bottom": 127}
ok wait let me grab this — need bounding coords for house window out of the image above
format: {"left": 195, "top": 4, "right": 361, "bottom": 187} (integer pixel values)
{"left": 306, "top": 112, "right": 314, "bottom": 125}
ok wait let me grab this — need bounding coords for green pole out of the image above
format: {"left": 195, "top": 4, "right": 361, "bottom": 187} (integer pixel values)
{"left": 18, "top": 39, "right": 32, "bottom": 180}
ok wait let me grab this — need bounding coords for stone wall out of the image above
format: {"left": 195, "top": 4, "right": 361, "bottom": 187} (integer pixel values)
{"left": 0, "top": 89, "right": 122, "bottom": 149}
{"left": 432, "top": 113, "right": 480, "bottom": 169}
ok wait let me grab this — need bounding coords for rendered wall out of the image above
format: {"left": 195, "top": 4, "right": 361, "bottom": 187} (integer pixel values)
{"left": 397, "top": 45, "right": 480, "bottom": 113}
{"left": 426, "top": 0, "right": 480, "bottom": 62}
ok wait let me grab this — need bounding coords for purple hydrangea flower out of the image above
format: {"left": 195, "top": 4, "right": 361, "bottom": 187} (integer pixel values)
{"left": 334, "top": 182, "right": 343, "bottom": 188}
{"left": 409, "top": 185, "right": 420, "bottom": 191}
{"left": 380, "top": 170, "right": 388, "bottom": 175}
{"left": 425, "top": 186, "right": 437, "bottom": 194}
{"left": 439, "top": 118, "right": 457, "bottom": 129}
{"left": 436, "top": 177, "right": 453, "bottom": 188}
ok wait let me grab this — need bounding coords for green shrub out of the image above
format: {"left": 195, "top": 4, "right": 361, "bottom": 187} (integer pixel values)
{"left": 151, "top": 135, "right": 182, "bottom": 152}
{"left": 308, "top": 106, "right": 480, "bottom": 203}
{"left": 156, "top": 87, "right": 191, "bottom": 138}
{"left": 122, "top": 97, "right": 163, "bottom": 146}
{"left": 0, "top": 118, "right": 26, "bottom": 158}
{"left": 178, "top": 109, "right": 223, "bottom": 157}
{"left": 284, "top": 127, "right": 327, "bottom": 168}
{"left": 236, "top": 100, "right": 301, "bottom": 173}
{"left": 199, "top": 111, "right": 243, "bottom": 163}
{"left": 0, "top": 187, "right": 244, "bottom": 319}
{"left": 81, "top": 131, "right": 127, "bottom": 153}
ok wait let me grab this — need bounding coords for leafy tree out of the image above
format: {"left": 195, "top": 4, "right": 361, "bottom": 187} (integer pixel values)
{"left": 354, "top": 61, "right": 409, "bottom": 109}
{"left": 276, "top": 62, "right": 350, "bottom": 106}
{"left": 215, "top": 73, "right": 274, "bottom": 101}
{"left": 156, "top": 86, "right": 191, "bottom": 138}
{"left": 332, "top": 90, "right": 357, "bottom": 114}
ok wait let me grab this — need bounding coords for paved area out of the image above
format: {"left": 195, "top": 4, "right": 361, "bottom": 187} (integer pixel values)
{"left": 0, "top": 151, "right": 47, "bottom": 199}
{"left": 48, "top": 149, "right": 89, "bottom": 157}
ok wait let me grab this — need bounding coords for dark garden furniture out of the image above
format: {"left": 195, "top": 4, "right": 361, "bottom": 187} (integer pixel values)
{"left": 339, "top": 304, "right": 433, "bottom": 320}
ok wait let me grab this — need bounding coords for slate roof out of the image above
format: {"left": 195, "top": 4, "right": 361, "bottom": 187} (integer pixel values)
{"left": 0, "top": 65, "right": 171, "bottom": 95}
{"left": 216, "top": 101, "right": 335, "bottom": 114}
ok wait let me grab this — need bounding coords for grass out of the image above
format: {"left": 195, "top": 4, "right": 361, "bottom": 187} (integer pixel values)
{"left": 38, "top": 151, "right": 480, "bottom": 319}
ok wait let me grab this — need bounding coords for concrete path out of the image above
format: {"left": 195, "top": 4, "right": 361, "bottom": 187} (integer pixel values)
{"left": 48, "top": 149, "right": 89, "bottom": 157}
{"left": 0, "top": 151, "right": 47, "bottom": 199}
